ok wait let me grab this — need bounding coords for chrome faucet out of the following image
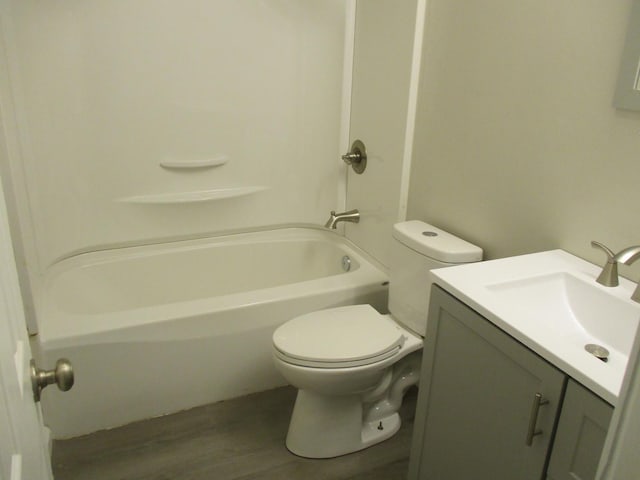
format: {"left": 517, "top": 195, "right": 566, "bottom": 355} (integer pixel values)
{"left": 592, "top": 241, "right": 640, "bottom": 302}
{"left": 324, "top": 209, "right": 360, "bottom": 229}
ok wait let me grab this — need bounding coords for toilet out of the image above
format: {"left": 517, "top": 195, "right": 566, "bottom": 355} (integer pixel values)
{"left": 272, "top": 220, "right": 482, "bottom": 458}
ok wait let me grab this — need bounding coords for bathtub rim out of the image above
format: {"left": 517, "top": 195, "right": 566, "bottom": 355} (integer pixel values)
{"left": 37, "top": 226, "right": 388, "bottom": 349}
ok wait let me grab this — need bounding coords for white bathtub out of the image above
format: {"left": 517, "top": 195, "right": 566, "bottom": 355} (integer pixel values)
{"left": 37, "top": 227, "right": 388, "bottom": 438}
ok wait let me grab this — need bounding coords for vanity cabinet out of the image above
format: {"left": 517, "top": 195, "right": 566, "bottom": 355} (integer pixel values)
{"left": 408, "top": 286, "right": 612, "bottom": 480}
{"left": 546, "top": 380, "right": 613, "bottom": 480}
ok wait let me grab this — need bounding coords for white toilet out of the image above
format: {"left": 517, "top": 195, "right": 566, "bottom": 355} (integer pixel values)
{"left": 272, "top": 220, "right": 482, "bottom": 458}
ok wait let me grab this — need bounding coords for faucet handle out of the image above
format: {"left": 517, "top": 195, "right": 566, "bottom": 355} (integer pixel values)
{"left": 341, "top": 140, "right": 367, "bottom": 174}
{"left": 591, "top": 241, "right": 615, "bottom": 259}
{"left": 591, "top": 241, "right": 619, "bottom": 287}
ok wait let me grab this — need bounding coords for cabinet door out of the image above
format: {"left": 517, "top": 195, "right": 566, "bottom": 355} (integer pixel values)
{"left": 546, "top": 380, "right": 613, "bottom": 480}
{"left": 408, "top": 286, "right": 566, "bottom": 480}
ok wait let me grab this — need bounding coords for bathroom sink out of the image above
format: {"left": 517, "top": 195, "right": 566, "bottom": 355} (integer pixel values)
{"left": 430, "top": 250, "right": 640, "bottom": 405}
{"left": 486, "top": 272, "right": 638, "bottom": 358}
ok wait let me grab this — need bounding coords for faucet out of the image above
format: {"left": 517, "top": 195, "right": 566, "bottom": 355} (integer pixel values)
{"left": 591, "top": 241, "right": 640, "bottom": 302}
{"left": 591, "top": 241, "right": 621, "bottom": 287}
{"left": 616, "top": 245, "right": 640, "bottom": 303}
{"left": 324, "top": 209, "right": 360, "bottom": 229}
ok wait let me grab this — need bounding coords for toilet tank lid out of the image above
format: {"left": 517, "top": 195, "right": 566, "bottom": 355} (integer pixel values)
{"left": 393, "top": 220, "right": 483, "bottom": 263}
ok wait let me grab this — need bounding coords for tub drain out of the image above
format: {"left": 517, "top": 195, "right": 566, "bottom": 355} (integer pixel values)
{"left": 585, "top": 344, "right": 609, "bottom": 362}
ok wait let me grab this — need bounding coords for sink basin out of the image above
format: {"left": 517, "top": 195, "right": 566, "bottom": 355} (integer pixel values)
{"left": 486, "top": 272, "right": 638, "bottom": 358}
{"left": 430, "top": 250, "right": 640, "bottom": 405}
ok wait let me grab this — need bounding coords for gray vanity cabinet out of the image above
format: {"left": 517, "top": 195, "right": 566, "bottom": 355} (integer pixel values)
{"left": 408, "top": 285, "right": 567, "bottom": 480}
{"left": 546, "top": 380, "right": 613, "bottom": 480}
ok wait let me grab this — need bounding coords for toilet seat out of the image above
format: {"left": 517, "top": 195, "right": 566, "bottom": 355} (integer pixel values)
{"left": 273, "top": 305, "right": 406, "bottom": 368}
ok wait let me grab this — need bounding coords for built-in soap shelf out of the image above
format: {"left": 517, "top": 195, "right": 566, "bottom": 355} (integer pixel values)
{"left": 159, "top": 155, "right": 229, "bottom": 170}
{"left": 117, "top": 186, "right": 268, "bottom": 204}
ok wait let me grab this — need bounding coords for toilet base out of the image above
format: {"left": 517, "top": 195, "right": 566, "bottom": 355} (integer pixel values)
{"left": 285, "top": 389, "right": 401, "bottom": 459}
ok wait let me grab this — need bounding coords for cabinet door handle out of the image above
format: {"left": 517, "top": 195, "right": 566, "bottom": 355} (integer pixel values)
{"left": 525, "top": 392, "right": 549, "bottom": 446}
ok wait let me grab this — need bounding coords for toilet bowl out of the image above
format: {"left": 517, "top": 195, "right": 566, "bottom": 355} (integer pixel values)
{"left": 273, "top": 305, "right": 422, "bottom": 458}
{"left": 272, "top": 221, "right": 482, "bottom": 458}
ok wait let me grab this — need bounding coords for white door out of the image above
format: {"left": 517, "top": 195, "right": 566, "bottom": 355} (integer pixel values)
{"left": 0, "top": 174, "right": 52, "bottom": 479}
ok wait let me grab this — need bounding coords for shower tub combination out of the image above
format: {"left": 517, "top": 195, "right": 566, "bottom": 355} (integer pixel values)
{"left": 37, "top": 227, "right": 388, "bottom": 438}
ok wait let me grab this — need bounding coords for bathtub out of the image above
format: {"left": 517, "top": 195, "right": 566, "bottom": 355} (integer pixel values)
{"left": 36, "top": 227, "right": 388, "bottom": 438}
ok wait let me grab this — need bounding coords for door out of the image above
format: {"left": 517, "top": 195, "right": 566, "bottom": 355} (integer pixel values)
{"left": 0, "top": 174, "right": 53, "bottom": 479}
{"left": 547, "top": 380, "right": 613, "bottom": 480}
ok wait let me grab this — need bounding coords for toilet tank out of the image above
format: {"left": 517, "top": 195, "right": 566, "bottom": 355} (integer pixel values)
{"left": 388, "top": 221, "right": 482, "bottom": 337}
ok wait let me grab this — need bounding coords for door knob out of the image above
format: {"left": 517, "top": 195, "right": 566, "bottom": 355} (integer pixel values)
{"left": 30, "top": 358, "right": 74, "bottom": 402}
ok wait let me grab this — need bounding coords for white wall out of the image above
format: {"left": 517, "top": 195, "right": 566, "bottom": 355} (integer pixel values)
{"left": 3, "top": 0, "right": 347, "bottom": 274}
{"left": 408, "top": 0, "right": 640, "bottom": 281}
{"left": 345, "top": 0, "right": 419, "bottom": 267}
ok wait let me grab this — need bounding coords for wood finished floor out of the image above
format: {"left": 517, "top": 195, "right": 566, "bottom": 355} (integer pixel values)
{"left": 52, "top": 386, "right": 417, "bottom": 480}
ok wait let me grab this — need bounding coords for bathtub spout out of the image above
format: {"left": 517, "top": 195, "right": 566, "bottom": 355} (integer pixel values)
{"left": 325, "top": 209, "right": 360, "bottom": 229}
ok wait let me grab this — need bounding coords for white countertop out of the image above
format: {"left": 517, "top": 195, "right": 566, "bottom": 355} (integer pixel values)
{"left": 431, "top": 250, "right": 640, "bottom": 406}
